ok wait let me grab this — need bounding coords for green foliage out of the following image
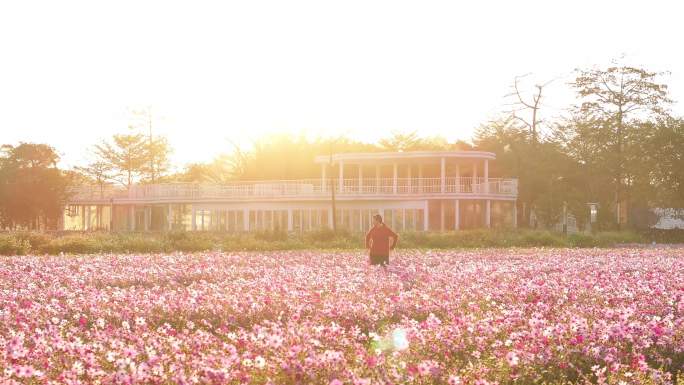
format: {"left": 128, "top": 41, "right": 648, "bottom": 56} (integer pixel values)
{"left": 11, "top": 231, "right": 52, "bottom": 250}
{"left": 93, "top": 128, "right": 172, "bottom": 187}
{"left": 0, "top": 234, "right": 31, "bottom": 256}
{"left": 643, "top": 229, "right": 684, "bottom": 244}
{"left": 39, "top": 234, "right": 103, "bottom": 255}
{"left": 0, "top": 143, "right": 71, "bottom": 230}
{"left": 0, "top": 229, "right": 675, "bottom": 256}
{"left": 567, "top": 231, "right": 645, "bottom": 247}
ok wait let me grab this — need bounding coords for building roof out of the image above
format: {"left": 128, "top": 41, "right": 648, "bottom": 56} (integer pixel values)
{"left": 313, "top": 150, "right": 496, "bottom": 164}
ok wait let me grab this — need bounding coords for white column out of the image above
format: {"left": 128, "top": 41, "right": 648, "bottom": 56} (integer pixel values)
{"left": 243, "top": 208, "right": 249, "bottom": 232}
{"left": 129, "top": 205, "right": 135, "bottom": 231}
{"left": 321, "top": 164, "right": 326, "bottom": 193}
{"left": 423, "top": 200, "right": 429, "bottom": 231}
{"left": 191, "top": 206, "right": 197, "bottom": 231}
{"left": 455, "top": 199, "right": 460, "bottom": 230}
{"left": 418, "top": 164, "right": 424, "bottom": 192}
{"left": 484, "top": 159, "right": 489, "bottom": 194}
{"left": 392, "top": 163, "right": 398, "bottom": 194}
{"left": 455, "top": 163, "right": 460, "bottom": 193}
{"left": 407, "top": 166, "right": 412, "bottom": 193}
{"left": 486, "top": 199, "right": 491, "bottom": 228}
{"left": 339, "top": 161, "right": 344, "bottom": 192}
{"left": 440, "top": 157, "right": 446, "bottom": 193}
{"left": 513, "top": 201, "right": 518, "bottom": 228}
{"left": 358, "top": 165, "right": 363, "bottom": 194}
{"left": 472, "top": 162, "right": 478, "bottom": 193}
{"left": 440, "top": 201, "right": 445, "bottom": 232}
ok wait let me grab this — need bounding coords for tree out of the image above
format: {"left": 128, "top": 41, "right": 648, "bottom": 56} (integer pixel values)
{"left": 506, "top": 74, "right": 554, "bottom": 147}
{"left": 140, "top": 135, "right": 172, "bottom": 183}
{"left": 74, "top": 160, "right": 114, "bottom": 198}
{"left": 0, "top": 143, "right": 70, "bottom": 230}
{"left": 171, "top": 154, "right": 238, "bottom": 184}
{"left": 475, "top": 116, "right": 585, "bottom": 229}
{"left": 570, "top": 61, "right": 672, "bottom": 228}
{"left": 379, "top": 131, "right": 457, "bottom": 152}
{"left": 94, "top": 133, "right": 149, "bottom": 188}
{"left": 127, "top": 107, "right": 172, "bottom": 183}
{"left": 379, "top": 131, "right": 424, "bottom": 151}
{"left": 640, "top": 117, "right": 684, "bottom": 207}
{"left": 231, "top": 134, "right": 376, "bottom": 180}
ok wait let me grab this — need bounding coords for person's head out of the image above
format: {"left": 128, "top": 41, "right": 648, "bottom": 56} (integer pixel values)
{"left": 373, "top": 214, "right": 383, "bottom": 226}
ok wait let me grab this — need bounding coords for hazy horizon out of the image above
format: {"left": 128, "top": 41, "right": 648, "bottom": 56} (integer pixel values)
{"left": 1, "top": 0, "right": 682, "bottom": 169}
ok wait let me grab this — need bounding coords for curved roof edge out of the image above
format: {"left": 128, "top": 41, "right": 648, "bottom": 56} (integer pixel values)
{"left": 314, "top": 150, "right": 496, "bottom": 164}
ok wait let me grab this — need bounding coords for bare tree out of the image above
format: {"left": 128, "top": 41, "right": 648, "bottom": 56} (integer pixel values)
{"left": 506, "top": 74, "right": 555, "bottom": 147}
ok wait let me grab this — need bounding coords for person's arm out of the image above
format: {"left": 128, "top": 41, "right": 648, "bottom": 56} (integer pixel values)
{"left": 389, "top": 228, "right": 399, "bottom": 250}
{"left": 365, "top": 228, "right": 373, "bottom": 249}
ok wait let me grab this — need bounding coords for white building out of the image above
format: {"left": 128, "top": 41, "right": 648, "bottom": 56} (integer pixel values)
{"left": 63, "top": 150, "right": 518, "bottom": 232}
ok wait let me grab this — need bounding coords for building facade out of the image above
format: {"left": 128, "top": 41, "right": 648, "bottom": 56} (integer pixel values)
{"left": 63, "top": 151, "right": 518, "bottom": 232}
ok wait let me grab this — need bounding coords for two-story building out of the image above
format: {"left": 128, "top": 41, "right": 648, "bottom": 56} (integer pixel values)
{"left": 63, "top": 150, "right": 518, "bottom": 232}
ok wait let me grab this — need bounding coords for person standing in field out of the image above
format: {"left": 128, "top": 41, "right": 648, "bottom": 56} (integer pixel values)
{"left": 365, "top": 214, "right": 399, "bottom": 266}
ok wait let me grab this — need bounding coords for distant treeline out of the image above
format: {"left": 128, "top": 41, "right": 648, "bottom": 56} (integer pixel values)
{"left": 1, "top": 61, "right": 682, "bottom": 231}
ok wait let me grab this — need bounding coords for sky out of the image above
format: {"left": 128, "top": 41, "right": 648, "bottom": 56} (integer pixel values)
{"left": 1, "top": 0, "right": 682, "bottom": 169}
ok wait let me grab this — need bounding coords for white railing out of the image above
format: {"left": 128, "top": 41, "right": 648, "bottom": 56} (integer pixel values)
{"left": 68, "top": 177, "right": 518, "bottom": 202}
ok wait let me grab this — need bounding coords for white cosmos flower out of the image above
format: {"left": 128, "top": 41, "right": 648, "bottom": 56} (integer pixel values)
{"left": 254, "top": 356, "right": 266, "bottom": 369}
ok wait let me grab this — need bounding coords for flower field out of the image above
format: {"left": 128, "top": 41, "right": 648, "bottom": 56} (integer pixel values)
{"left": 2, "top": 249, "right": 684, "bottom": 385}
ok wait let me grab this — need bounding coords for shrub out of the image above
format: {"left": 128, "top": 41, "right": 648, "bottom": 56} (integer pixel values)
{"left": 116, "top": 233, "right": 167, "bottom": 253}
{"left": 0, "top": 234, "right": 31, "bottom": 256}
{"left": 0, "top": 228, "right": 678, "bottom": 256}
{"left": 593, "top": 231, "right": 644, "bottom": 246}
{"left": 39, "top": 235, "right": 102, "bottom": 255}
{"left": 567, "top": 233, "right": 597, "bottom": 247}
{"left": 12, "top": 231, "right": 53, "bottom": 250}
{"left": 519, "top": 230, "right": 567, "bottom": 247}
{"left": 640, "top": 228, "right": 684, "bottom": 244}
{"left": 253, "top": 230, "right": 289, "bottom": 242}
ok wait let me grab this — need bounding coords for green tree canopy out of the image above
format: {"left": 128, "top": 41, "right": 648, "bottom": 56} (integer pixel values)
{"left": 0, "top": 143, "right": 70, "bottom": 230}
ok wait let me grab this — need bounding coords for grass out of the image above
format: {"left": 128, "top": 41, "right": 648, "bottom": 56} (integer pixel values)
{"left": 0, "top": 228, "right": 672, "bottom": 256}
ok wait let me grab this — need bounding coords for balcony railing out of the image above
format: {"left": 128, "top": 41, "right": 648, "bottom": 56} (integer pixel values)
{"left": 68, "top": 177, "right": 518, "bottom": 202}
